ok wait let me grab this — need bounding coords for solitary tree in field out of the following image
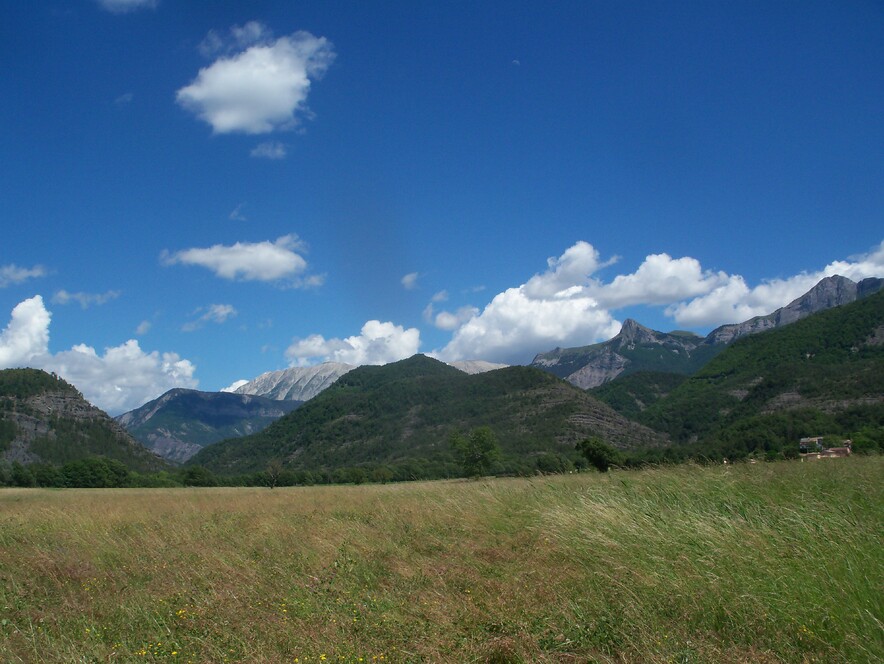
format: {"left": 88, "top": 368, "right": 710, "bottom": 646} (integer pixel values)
{"left": 266, "top": 458, "right": 284, "bottom": 489}
{"left": 451, "top": 426, "right": 500, "bottom": 477}
{"left": 578, "top": 436, "right": 620, "bottom": 472}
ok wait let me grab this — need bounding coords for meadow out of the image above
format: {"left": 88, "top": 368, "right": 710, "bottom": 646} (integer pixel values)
{"left": 0, "top": 457, "right": 881, "bottom": 663}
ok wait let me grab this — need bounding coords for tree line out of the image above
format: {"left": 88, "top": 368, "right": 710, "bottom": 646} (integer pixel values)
{"left": 2, "top": 420, "right": 881, "bottom": 489}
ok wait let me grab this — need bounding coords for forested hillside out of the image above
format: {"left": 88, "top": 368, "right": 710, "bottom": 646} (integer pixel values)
{"left": 0, "top": 368, "right": 166, "bottom": 474}
{"left": 190, "top": 355, "right": 664, "bottom": 478}
{"left": 635, "top": 290, "right": 884, "bottom": 458}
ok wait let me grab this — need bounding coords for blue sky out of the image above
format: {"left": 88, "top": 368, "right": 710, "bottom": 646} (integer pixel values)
{"left": 1, "top": 0, "right": 882, "bottom": 414}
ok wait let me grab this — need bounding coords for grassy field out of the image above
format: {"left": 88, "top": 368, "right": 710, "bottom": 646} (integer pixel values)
{"left": 0, "top": 457, "right": 881, "bottom": 663}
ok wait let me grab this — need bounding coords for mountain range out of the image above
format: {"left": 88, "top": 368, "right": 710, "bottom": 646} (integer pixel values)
{"left": 531, "top": 275, "right": 883, "bottom": 388}
{"left": 187, "top": 287, "right": 883, "bottom": 476}
{"left": 188, "top": 355, "right": 664, "bottom": 477}
{"left": 5, "top": 274, "right": 879, "bottom": 478}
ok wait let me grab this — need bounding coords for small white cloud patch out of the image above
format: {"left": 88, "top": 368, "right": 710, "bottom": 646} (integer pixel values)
{"left": 162, "top": 234, "right": 310, "bottom": 283}
{"left": 96, "top": 0, "right": 157, "bottom": 14}
{"left": 250, "top": 142, "right": 287, "bottom": 159}
{"left": 401, "top": 272, "right": 419, "bottom": 290}
{"left": 51, "top": 290, "right": 121, "bottom": 309}
{"left": 177, "top": 28, "right": 335, "bottom": 134}
{"left": 182, "top": 304, "right": 238, "bottom": 332}
{"left": 0, "top": 264, "right": 47, "bottom": 288}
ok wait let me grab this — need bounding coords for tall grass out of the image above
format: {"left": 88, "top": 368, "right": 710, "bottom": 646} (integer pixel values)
{"left": 0, "top": 457, "right": 881, "bottom": 662}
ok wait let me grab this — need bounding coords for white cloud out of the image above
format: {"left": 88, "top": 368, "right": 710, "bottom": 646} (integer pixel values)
{"left": 523, "top": 241, "right": 610, "bottom": 299}
{"left": 229, "top": 203, "right": 247, "bottom": 221}
{"left": 0, "top": 264, "right": 47, "bottom": 288}
{"left": 114, "top": 92, "right": 134, "bottom": 106}
{"left": 439, "top": 285, "right": 620, "bottom": 364}
{"left": 401, "top": 272, "right": 419, "bottom": 290}
{"left": 162, "top": 234, "right": 310, "bottom": 283}
{"left": 177, "top": 29, "right": 335, "bottom": 134}
{"left": 591, "top": 253, "right": 730, "bottom": 308}
{"left": 431, "top": 290, "right": 449, "bottom": 303}
{"left": 0, "top": 296, "right": 197, "bottom": 415}
{"left": 250, "top": 141, "right": 287, "bottom": 159}
{"left": 0, "top": 296, "right": 51, "bottom": 366}
{"left": 182, "top": 304, "right": 238, "bottom": 332}
{"left": 51, "top": 289, "right": 121, "bottom": 309}
{"left": 231, "top": 21, "right": 272, "bottom": 48}
{"left": 96, "top": 0, "right": 157, "bottom": 14}
{"left": 135, "top": 320, "right": 151, "bottom": 335}
{"left": 285, "top": 320, "right": 420, "bottom": 367}
{"left": 666, "top": 240, "right": 884, "bottom": 327}
{"left": 198, "top": 30, "right": 225, "bottom": 58}
{"left": 432, "top": 305, "right": 480, "bottom": 331}
{"left": 221, "top": 379, "right": 249, "bottom": 393}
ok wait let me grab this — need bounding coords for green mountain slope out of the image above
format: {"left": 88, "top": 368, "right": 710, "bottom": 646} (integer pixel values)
{"left": 638, "top": 290, "right": 884, "bottom": 448}
{"left": 189, "top": 355, "right": 664, "bottom": 476}
{"left": 0, "top": 368, "right": 167, "bottom": 472}
{"left": 117, "top": 389, "right": 301, "bottom": 463}
{"left": 589, "top": 371, "right": 689, "bottom": 420}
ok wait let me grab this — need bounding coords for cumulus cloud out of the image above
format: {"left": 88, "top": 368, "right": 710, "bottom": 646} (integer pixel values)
{"left": 250, "top": 141, "right": 287, "bottom": 159}
{"left": 182, "top": 304, "right": 238, "bottom": 332}
{"left": 0, "top": 264, "right": 47, "bottom": 288}
{"left": 221, "top": 379, "right": 249, "bottom": 393}
{"left": 51, "top": 289, "right": 121, "bottom": 309}
{"left": 523, "top": 241, "right": 610, "bottom": 299}
{"left": 162, "top": 234, "right": 312, "bottom": 283}
{"left": 666, "top": 240, "right": 884, "bottom": 327}
{"left": 591, "top": 254, "right": 730, "bottom": 308}
{"left": 439, "top": 285, "right": 620, "bottom": 364}
{"left": 135, "top": 320, "right": 151, "bottom": 335}
{"left": 436, "top": 242, "right": 620, "bottom": 363}
{"left": 96, "top": 0, "right": 157, "bottom": 14}
{"left": 0, "top": 296, "right": 51, "bottom": 366}
{"left": 285, "top": 320, "right": 420, "bottom": 367}
{"left": 0, "top": 296, "right": 197, "bottom": 415}
{"left": 401, "top": 272, "right": 419, "bottom": 290}
{"left": 177, "top": 27, "right": 335, "bottom": 134}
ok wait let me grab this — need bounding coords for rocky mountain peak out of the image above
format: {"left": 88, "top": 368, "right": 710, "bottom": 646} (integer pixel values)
{"left": 617, "top": 318, "right": 654, "bottom": 343}
{"left": 788, "top": 275, "right": 856, "bottom": 316}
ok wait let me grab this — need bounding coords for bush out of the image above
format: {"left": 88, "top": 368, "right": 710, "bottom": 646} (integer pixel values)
{"left": 578, "top": 436, "right": 621, "bottom": 473}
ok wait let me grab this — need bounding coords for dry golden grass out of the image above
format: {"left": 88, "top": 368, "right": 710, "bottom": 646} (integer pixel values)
{"left": 1, "top": 457, "right": 881, "bottom": 663}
